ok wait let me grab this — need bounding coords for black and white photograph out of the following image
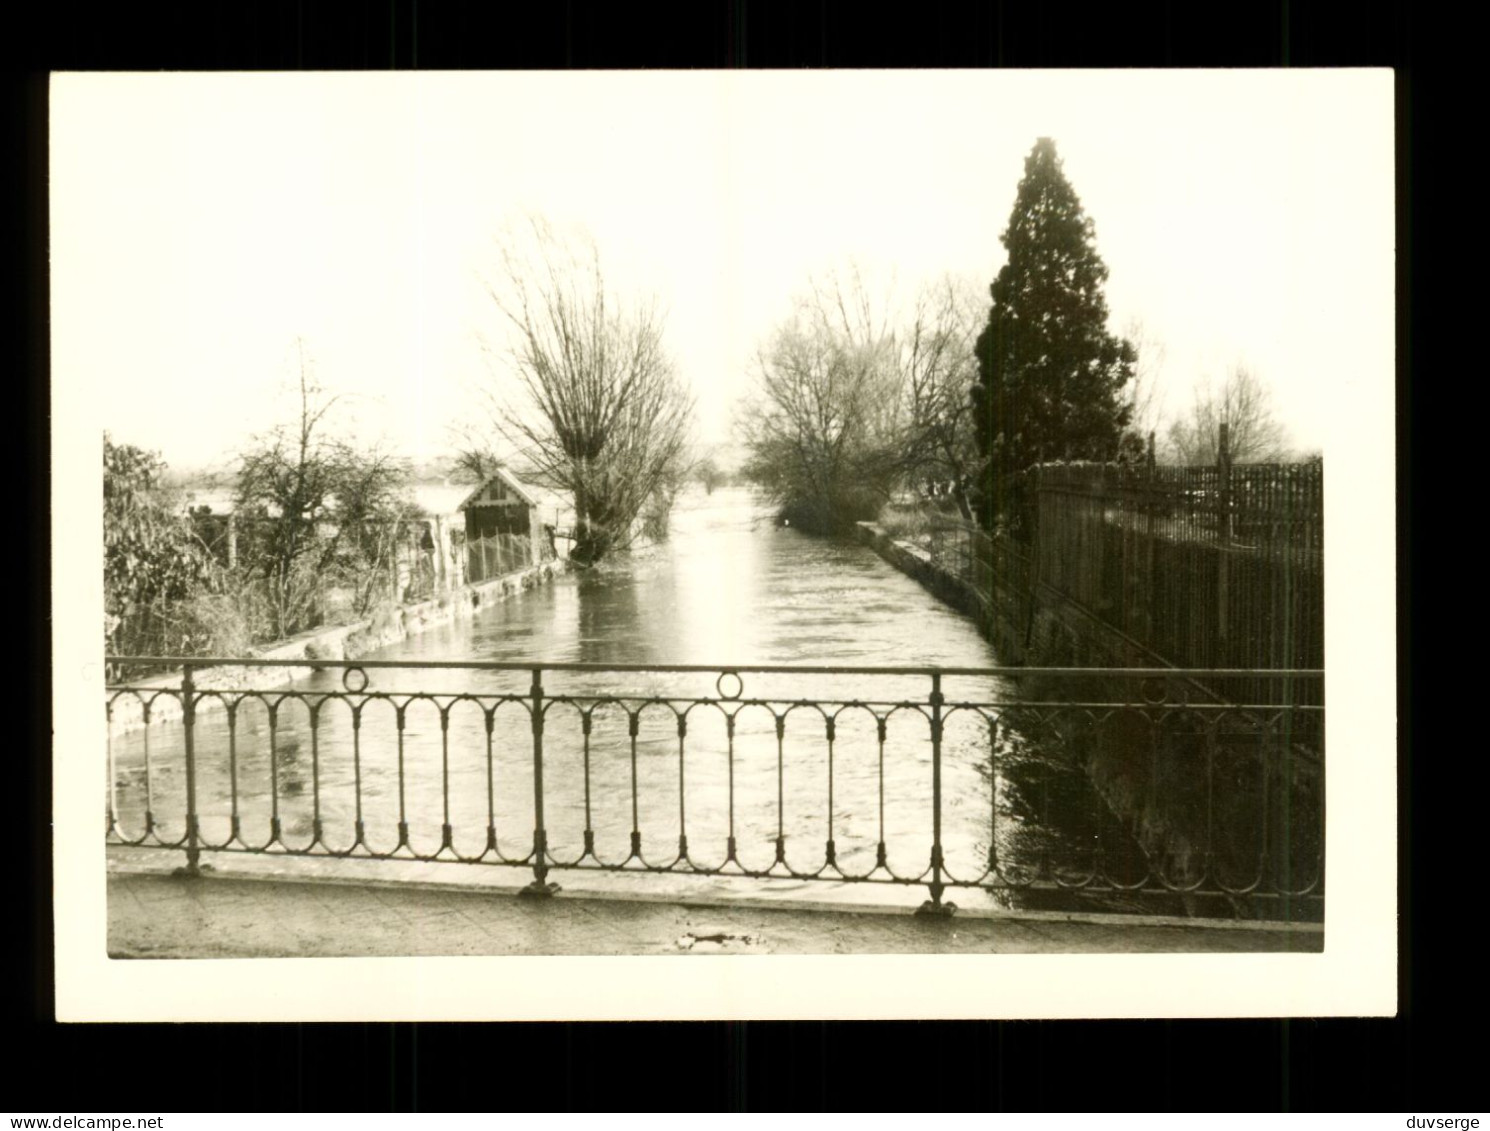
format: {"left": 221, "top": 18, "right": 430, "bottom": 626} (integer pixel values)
{"left": 50, "top": 69, "right": 1396, "bottom": 1020}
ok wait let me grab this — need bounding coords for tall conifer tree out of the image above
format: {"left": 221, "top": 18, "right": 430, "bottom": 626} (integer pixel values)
{"left": 971, "top": 138, "right": 1136, "bottom": 534}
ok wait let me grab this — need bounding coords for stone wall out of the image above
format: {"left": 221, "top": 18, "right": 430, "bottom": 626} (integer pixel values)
{"left": 855, "top": 522, "right": 1165, "bottom": 669}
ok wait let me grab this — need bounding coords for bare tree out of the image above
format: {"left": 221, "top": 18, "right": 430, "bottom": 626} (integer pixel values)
{"left": 448, "top": 445, "right": 503, "bottom": 486}
{"left": 740, "top": 268, "right": 988, "bottom": 529}
{"left": 473, "top": 218, "right": 694, "bottom": 565}
{"left": 1165, "top": 363, "right": 1289, "bottom": 465}
{"left": 1120, "top": 315, "right": 1167, "bottom": 455}
{"left": 692, "top": 451, "right": 726, "bottom": 494}
{"left": 235, "top": 342, "right": 413, "bottom": 636}
{"left": 738, "top": 268, "right": 906, "bottom": 532}
{"left": 898, "top": 275, "right": 983, "bottom": 518}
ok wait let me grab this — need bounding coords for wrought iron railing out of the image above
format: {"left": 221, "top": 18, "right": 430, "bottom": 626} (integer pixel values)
{"left": 1031, "top": 462, "right": 1324, "bottom": 672}
{"left": 105, "top": 658, "right": 1323, "bottom": 920}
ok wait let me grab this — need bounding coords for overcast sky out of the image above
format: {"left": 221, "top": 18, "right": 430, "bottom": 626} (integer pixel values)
{"left": 52, "top": 70, "right": 1393, "bottom": 474}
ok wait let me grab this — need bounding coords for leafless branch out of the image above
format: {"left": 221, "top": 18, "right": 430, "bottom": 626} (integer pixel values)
{"left": 471, "top": 217, "right": 695, "bottom": 563}
{"left": 1164, "top": 362, "right": 1290, "bottom": 465}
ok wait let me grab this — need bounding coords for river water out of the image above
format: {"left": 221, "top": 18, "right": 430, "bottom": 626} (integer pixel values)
{"left": 110, "top": 486, "right": 1140, "bottom": 912}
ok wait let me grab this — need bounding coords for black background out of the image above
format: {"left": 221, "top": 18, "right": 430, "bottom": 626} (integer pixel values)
{"left": 10, "top": 0, "right": 1432, "bottom": 1112}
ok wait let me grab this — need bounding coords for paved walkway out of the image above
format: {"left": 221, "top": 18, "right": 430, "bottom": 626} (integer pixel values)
{"left": 107, "top": 866, "right": 1323, "bottom": 958}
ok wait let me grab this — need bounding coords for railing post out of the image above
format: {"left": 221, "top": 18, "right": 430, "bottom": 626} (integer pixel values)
{"left": 173, "top": 664, "right": 206, "bottom": 878}
{"left": 520, "top": 665, "right": 559, "bottom": 897}
{"left": 917, "top": 671, "right": 956, "bottom": 917}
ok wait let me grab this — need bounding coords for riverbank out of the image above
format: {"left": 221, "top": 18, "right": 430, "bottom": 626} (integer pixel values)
{"left": 107, "top": 556, "right": 569, "bottom": 733}
{"left": 854, "top": 519, "right": 991, "bottom": 630}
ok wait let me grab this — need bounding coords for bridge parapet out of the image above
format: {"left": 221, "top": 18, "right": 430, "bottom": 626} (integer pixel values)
{"left": 105, "top": 656, "right": 1324, "bottom": 923}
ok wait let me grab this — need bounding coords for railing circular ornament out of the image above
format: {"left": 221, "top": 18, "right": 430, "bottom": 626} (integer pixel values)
{"left": 1140, "top": 677, "right": 1167, "bottom": 706}
{"left": 343, "top": 666, "right": 369, "bottom": 694}
{"left": 716, "top": 671, "right": 743, "bottom": 701}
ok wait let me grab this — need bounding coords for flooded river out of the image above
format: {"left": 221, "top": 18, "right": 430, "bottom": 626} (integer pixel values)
{"left": 110, "top": 486, "right": 1153, "bottom": 913}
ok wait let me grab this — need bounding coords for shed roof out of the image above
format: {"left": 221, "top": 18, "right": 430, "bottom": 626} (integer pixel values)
{"left": 458, "top": 467, "right": 540, "bottom": 510}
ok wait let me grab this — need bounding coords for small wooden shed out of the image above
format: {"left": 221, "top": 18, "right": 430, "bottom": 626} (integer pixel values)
{"left": 459, "top": 468, "right": 547, "bottom": 581}
{"left": 460, "top": 467, "right": 540, "bottom": 539}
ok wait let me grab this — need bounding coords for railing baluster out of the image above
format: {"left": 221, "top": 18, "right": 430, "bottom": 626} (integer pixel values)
{"left": 484, "top": 708, "right": 497, "bottom": 855}
{"left": 1091, "top": 711, "right": 1107, "bottom": 886}
{"left": 177, "top": 665, "right": 201, "bottom": 876}
{"left": 725, "top": 712, "right": 737, "bottom": 863}
{"left": 677, "top": 714, "right": 688, "bottom": 861}
{"left": 394, "top": 703, "right": 407, "bottom": 850}
{"left": 268, "top": 701, "right": 281, "bottom": 845}
{"left": 1256, "top": 711, "right": 1274, "bottom": 892}
{"left": 581, "top": 711, "right": 594, "bottom": 857}
{"left": 141, "top": 704, "right": 154, "bottom": 839}
{"left": 227, "top": 700, "right": 241, "bottom": 844}
{"left": 628, "top": 712, "right": 641, "bottom": 859}
{"left": 1204, "top": 712, "right": 1218, "bottom": 890}
{"left": 1038, "top": 709, "right": 1053, "bottom": 886}
{"left": 310, "top": 698, "right": 323, "bottom": 848}
{"left": 521, "top": 666, "right": 558, "bottom": 896}
{"left": 1148, "top": 707, "right": 1161, "bottom": 890}
{"left": 988, "top": 715, "right": 999, "bottom": 878}
{"left": 352, "top": 704, "right": 364, "bottom": 849}
{"left": 875, "top": 715, "right": 887, "bottom": 870}
{"left": 439, "top": 704, "right": 453, "bottom": 852}
{"left": 824, "top": 715, "right": 836, "bottom": 869}
{"left": 918, "top": 671, "right": 954, "bottom": 916}
{"left": 774, "top": 714, "right": 786, "bottom": 868}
